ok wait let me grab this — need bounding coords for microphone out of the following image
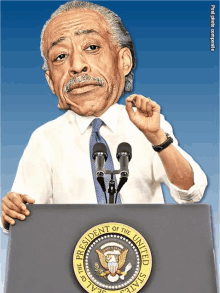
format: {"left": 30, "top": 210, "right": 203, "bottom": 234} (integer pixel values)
{"left": 92, "top": 143, "right": 108, "bottom": 195}
{"left": 117, "top": 142, "right": 132, "bottom": 177}
{"left": 116, "top": 143, "right": 132, "bottom": 194}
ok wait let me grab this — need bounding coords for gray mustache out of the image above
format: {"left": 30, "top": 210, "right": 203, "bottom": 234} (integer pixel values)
{"left": 64, "top": 74, "right": 104, "bottom": 93}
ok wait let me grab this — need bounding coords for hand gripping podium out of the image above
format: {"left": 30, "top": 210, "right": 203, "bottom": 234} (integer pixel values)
{"left": 5, "top": 204, "right": 217, "bottom": 293}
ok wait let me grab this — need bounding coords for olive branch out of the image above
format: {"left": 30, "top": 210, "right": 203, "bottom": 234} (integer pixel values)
{"left": 94, "top": 262, "right": 104, "bottom": 276}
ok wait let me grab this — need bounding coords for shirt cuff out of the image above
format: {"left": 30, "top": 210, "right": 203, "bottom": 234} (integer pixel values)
{"left": 169, "top": 182, "right": 203, "bottom": 203}
{"left": 0, "top": 217, "right": 10, "bottom": 234}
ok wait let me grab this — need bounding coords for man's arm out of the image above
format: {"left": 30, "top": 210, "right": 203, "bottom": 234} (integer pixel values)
{"left": 126, "top": 95, "right": 195, "bottom": 191}
{"left": 145, "top": 129, "right": 194, "bottom": 190}
{"left": 1, "top": 127, "right": 52, "bottom": 232}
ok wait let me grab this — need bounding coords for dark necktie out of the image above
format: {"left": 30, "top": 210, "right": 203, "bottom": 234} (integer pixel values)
{"left": 89, "top": 118, "right": 122, "bottom": 204}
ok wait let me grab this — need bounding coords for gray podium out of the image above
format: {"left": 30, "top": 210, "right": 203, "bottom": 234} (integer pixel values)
{"left": 5, "top": 204, "right": 218, "bottom": 293}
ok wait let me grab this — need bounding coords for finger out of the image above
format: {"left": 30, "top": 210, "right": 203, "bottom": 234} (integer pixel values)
{"left": 3, "top": 197, "right": 30, "bottom": 216}
{"left": 135, "top": 96, "right": 150, "bottom": 115}
{"left": 132, "top": 95, "right": 150, "bottom": 111}
{"left": 145, "top": 98, "right": 153, "bottom": 117}
{"left": 142, "top": 98, "right": 159, "bottom": 117}
{"left": 125, "top": 97, "right": 136, "bottom": 120}
{"left": 138, "top": 96, "right": 148, "bottom": 114}
{"left": 6, "top": 193, "right": 33, "bottom": 215}
{"left": 2, "top": 203, "right": 26, "bottom": 221}
{"left": 2, "top": 210, "right": 15, "bottom": 225}
{"left": 125, "top": 94, "right": 136, "bottom": 102}
{"left": 3, "top": 196, "right": 23, "bottom": 214}
{"left": 150, "top": 100, "right": 161, "bottom": 114}
{"left": 134, "top": 95, "right": 142, "bottom": 109}
{"left": 21, "top": 195, "right": 35, "bottom": 204}
{"left": 7, "top": 192, "right": 27, "bottom": 211}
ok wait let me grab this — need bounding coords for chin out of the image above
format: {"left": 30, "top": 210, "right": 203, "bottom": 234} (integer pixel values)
{"left": 65, "top": 91, "right": 112, "bottom": 116}
{"left": 70, "top": 102, "right": 107, "bottom": 117}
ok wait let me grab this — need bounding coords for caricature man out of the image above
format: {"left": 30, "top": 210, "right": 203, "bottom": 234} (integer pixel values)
{"left": 1, "top": 0, "right": 207, "bottom": 231}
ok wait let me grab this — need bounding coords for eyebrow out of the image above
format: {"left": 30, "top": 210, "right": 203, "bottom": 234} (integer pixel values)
{"left": 74, "top": 29, "right": 99, "bottom": 36}
{"left": 48, "top": 37, "right": 66, "bottom": 53}
{"left": 47, "top": 29, "right": 101, "bottom": 54}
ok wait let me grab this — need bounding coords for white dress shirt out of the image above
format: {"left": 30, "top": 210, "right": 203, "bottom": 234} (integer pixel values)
{"left": 2, "top": 103, "right": 207, "bottom": 233}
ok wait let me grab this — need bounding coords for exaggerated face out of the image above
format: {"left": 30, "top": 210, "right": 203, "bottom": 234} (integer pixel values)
{"left": 43, "top": 9, "right": 132, "bottom": 116}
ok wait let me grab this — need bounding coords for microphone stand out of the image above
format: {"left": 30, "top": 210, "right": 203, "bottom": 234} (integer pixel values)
{"left": 105, "top": 170, "right": 120, "bottom": 204}
{"left": 108, "top": 173, "right": 116, "bottom": 204}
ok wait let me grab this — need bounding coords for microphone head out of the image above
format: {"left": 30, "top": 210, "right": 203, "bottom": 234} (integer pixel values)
{"left": 116, "top": 142, "right": 132, "bottom": 161}
{"left": 92, "top": 142, "right": 108, "bottom": 161}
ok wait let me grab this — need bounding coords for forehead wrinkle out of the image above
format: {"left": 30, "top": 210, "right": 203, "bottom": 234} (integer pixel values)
{"left": 46, "top": 27, "right": 111, "bottom": 56}
{"left": 46, "top": 23, "right": 103, "bottom": 48}
{"left": 43, "top": 10, "right": 119, "bottom": 57}
{"left": 73, "top": 29, "right": 108, "bottom": 42}
{"left": 48, "top": 15, "right": 107, "bottom": 35}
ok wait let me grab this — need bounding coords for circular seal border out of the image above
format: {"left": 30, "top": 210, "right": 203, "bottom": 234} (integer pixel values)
{"left": 73, "top": 222, "right": 152, "bottom": 293}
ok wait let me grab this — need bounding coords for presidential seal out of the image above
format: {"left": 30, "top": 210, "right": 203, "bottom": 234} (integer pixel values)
{"left": 73, "top": 223, "right": 152, "bottom": 293}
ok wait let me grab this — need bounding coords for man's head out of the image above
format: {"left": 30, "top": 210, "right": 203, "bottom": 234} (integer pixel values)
{"left": 41, "top": 0, "right": 136, "bottom": 116}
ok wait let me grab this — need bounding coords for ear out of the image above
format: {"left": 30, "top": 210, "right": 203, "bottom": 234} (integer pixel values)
{"left": 45, "top": 71, "right": 55, "bottom": 94}
{"left": 119, "top": 47, "right": 132, "bottom": 76}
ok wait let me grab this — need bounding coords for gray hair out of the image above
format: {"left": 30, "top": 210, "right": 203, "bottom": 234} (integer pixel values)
{"left": 40, "top": 0, "right": 136, "bottom": 93}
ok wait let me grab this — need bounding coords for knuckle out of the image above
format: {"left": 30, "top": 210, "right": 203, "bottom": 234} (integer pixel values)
{"left": 25, "top": 195, "right": 30, "bottom": 202}
{"left": 10, "top": 194, "right": 16, "bottom": 201}
{"left": 9, "top": 217, "right": 15, "bottom": 224}
{"left": 6, "top": 191, "right": 13, "bottom": 199}
{"left": 4, "top": 214, "right": 10, "bottom": 222}
{"left": 20, "top": 194, "right": 26, "bottom": 200}
{"left": 11, "top": 194, "right": 20, "bottom": 202}
{"left": 4, "top": 206, "right": 9, "bottom": 214}
{"left": 2, "top": 196, "right": 7, "bottom": 203}
{"left": 10, "top": 211, "right": 17, "bottom": 218}
{"left": 7, "top": 201, "right": 13, "bottom": 209}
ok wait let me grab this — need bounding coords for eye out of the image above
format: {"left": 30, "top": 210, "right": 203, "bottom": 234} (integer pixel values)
{"left": 86, "top": 45, "right": 100, "bottom": 51}
{"left": 54, "top": 53, "right": 66, "bottom": 61}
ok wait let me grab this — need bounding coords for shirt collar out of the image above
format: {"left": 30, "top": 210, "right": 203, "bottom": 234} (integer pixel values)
{"left": 73, "top": 103, "right": 120, "bottom": 134}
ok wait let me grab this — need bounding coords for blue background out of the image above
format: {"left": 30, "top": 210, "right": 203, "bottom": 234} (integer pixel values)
{"left": 1, "top": 1, "right": 219, "bottom": 291}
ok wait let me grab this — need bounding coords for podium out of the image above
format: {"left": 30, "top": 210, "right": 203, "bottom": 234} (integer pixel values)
{"left": 5, "top": 204, "right": 217, "bottom": 293}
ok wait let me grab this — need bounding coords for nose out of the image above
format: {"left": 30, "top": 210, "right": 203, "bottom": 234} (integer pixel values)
{"left": 68, "top": 52, "right": 89, "bottom": 76}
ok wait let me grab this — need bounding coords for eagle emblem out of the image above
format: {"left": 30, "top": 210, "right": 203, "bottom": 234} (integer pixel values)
{"left": 94, "top": 242, "right": 132, "bottom": 283}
